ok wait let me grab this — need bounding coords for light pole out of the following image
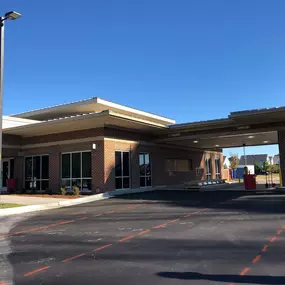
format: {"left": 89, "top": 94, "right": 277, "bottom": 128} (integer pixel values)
{"left": 0, "top": 11, "right": 21, "bottom": 193}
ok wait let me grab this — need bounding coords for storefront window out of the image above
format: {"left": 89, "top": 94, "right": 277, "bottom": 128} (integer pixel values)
{"left": 215, "top": 158, "right": 221, "bottom": 179}
{"left": 61, "top": 151, "right": 92, "bottom": 191}
{"left": 115, "top": 151, "right": 130, "bottom": 189}
{"left": 139, "top": 153, "right": 152, "bottom": 187}
{"left": 24, "top": 155, "right": 49, "bottom": 190}
{"left": 205, "top": 157, "right": 212, "bottom": 180}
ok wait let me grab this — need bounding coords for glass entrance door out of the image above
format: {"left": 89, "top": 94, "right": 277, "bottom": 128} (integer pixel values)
{"left": 2, "top": 159, "right": 14, "bottom": 189}
{"left": 2, "top": 160, "right": 9, "bottom": 188}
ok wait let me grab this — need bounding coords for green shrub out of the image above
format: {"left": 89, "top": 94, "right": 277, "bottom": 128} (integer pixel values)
{"left": 72, "top": 186, "right": 80, "bottom": 196}
{"left": 60, "top": 188, "right": 66, "bottom": 195}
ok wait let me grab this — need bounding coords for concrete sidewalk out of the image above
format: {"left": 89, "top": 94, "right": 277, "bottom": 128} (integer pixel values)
{"left": 0, "top": 195, "right": 69, "bottom": 205}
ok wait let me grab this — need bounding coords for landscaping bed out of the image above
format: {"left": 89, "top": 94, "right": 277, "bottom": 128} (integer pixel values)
{"left": 9, "top": 194, "right": 82, "bottom": 199}
{"left": 0, "top": 203, "right": 23, "bottom": 209}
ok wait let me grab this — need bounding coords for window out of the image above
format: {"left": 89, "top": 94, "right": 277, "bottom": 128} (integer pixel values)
{"left": 115, "top": 151, "right": 130, "bottom": 189}
{"left": 205, "top": 157, "right": 212, "bottom": 180}
{"left": 166, "top": 159, "right": 192, "bottom": 172}
{"left": 24, "top": 155, "right": 49, "bottom": 190}
{"left": 215, "top": 158, "right": 221, "bottom": 179}
{"left": 61, "top": 151, "right": 92, "bottom": 191}
{"left": 139, "top": 153, "right": 152, "bottom": 187}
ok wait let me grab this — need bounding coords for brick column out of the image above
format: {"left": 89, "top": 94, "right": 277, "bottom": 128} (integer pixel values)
{"left": 278, "top": 130, "right": 285, "bottom": 186}
{"left": 49, "top": 147, "right": 60, "bottom": 193}
{"left": 92, "top": 140, "right": 105, "bottom": 193}
{"left": 103, "top": 140, "right": 115, "bottom": 192}
{"left": 14, "top": 156, "right": 24, "bottom": 191}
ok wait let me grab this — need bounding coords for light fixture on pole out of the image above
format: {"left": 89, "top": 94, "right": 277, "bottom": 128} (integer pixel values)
{"left": 0, "top": 11, "right": 21, "bottom": 194}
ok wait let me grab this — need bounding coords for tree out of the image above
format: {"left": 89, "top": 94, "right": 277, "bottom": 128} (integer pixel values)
{"left": 229, "top": 154, "right": 239, "bottom": 170}
{"left": 268, "top": 164, "right": 280, "bottom": 173}
{"left": 254, "top": 163, "right": 262, "bottom": 175}
{"left": 262, "top": 161, "right": 270, "bottom": 172}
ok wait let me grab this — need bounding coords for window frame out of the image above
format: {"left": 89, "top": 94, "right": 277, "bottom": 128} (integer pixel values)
{"left": 205, "top": 157, "right": 212, "bottom": 181}
{"left": 115, "top": 150, "right": 131, "bottom": 190}
{"left": 24, "top": 154, "right": 49, "bottom": 191}
{"left": 139, "top": 152, "right": 152, "bottom": 188}
{"left": 61, "top": 150, "right": 92, "bottom": 191}
{"left": 215, "top": 157, "right": 221, "bottom": 179}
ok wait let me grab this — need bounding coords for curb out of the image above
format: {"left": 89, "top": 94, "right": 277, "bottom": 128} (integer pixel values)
{"left": 0, "top": 188, "right": 155, "bottom": 217}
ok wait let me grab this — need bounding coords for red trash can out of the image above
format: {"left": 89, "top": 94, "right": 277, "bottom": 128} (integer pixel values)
{"left": 243, "top": 174, "right": 256, "bottom": 190}
{"left": 7, "top": 178, "right": 17, "bottom": 193}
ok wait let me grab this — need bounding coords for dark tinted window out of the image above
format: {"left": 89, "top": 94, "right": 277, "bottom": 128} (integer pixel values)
{"left": 115, "top": 151, "right": 122, "bottom": 177}
{"left": 123, "top": 152, "right": 130, "bottom": 176}
{"left": 115, "top": 177, "right": 122, "bottom": 189}
{"left": 139, "top": 154, "right": 145, "bottom": 176}
{"left": 72, "top": 153, "right": 81, "bottom": 178}
{"left": 42, "top": 155, "right": 49, "bottom": 179}
{"left": 62, "top": 154, "right": 70, "bottom": 178}
{"left": 82, "top": 152, "right": 91, "bottom": 177}
{"left": 25, "top": 157, "right": 32, "bottom": 180}
{"left": 33, "top": 156, "right": 41, "bottom": 179}
{"left": 10, "top": 159, "right": 14, "bottom": 179}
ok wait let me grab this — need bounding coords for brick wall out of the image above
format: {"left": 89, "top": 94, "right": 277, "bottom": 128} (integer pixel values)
{"left": 4, "top": 124, "right": 224, "bottom": 192}
{"left": 278, "top": 130, "right": 285, "bottom": 186}
{"left": 102, "top": 140, "right": 223, "bottom": 191}
{"left": 92, "top": 140, "right": 105, "bottom": 193}
{"left": 3, "top": 134, "right": 22, "bottom": 145}
{"left": 22, "top": 128, "right": 104, "bottom": 145}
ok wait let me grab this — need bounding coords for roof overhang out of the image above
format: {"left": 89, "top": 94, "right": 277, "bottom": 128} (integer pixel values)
{"left": 4, "top": 110, "right": 168, "bottom": 137}
{"left": 11, "top": 97, "right": 175, "bottom": 126}
{"left": 158, "top": 131, "right": 278, "bottom": 150}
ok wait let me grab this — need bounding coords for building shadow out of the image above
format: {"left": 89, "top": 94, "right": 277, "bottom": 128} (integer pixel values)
{"left": 112, "top": 190, "right": 285, "bottom": 214}
{"left": 157, "top": 271, "right": 285, "bottom": 284}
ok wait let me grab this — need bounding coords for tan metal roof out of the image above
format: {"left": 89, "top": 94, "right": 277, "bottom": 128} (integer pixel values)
{"left": 11, "top": 97, "right": 175, "bottom": 126}
{"left": 4, "top": 110, "right": 167, "bottom": 137}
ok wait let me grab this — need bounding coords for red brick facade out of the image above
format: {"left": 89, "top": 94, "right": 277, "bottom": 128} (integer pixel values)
{"left": 2, "top": 127, "right": 224, "bottom": 193}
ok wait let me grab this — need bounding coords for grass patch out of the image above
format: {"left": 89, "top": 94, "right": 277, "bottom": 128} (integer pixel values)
{"left": 0, "top": 203, "right": 23, "bottom": 209}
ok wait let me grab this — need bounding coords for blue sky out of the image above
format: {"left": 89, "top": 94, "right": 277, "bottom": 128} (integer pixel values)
{"left": 2, "top": 0, "right": 283, "bottom": 156}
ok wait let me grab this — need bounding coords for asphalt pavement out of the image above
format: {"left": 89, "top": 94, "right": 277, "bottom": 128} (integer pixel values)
{"left": 1, "top": 190, "right": 285, "bottom": 285}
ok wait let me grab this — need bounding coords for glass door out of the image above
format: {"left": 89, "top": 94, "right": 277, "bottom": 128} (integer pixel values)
{"left": 2, "top": 161, "right": 9, "bottom": 188}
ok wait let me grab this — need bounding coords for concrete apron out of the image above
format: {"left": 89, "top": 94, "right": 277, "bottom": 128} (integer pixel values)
{"left": 0, "top": 187, "right": 156, "bottom": 217}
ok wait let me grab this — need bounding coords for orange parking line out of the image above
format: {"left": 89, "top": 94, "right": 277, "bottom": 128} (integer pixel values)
{"left": 78, "top": 217, "right": 88, "bottom": 220}
{"left": 24, "top": 266, "right": 50, "bottom": 277}
{"left": 262, "top": 245, "right": 268, "bottom": 252}
{"left": 120, "top": 235, "right": 136, "bottom": 242}
{"left": 240, "top": 267, "right": 250, "bottom": 276}
{"left": 277, "top": 229, "right": 283, "bottom": 235}
{"left": 137, "top": 229, "right": 151, "bottom": 236}
{"left": 252, "top": 255, "right": 261, "bottom": 264}
{"left": 168, "top": 218, "right": 180, "bottom": 224}
{"left": 94, "top": 243, "right": 113, "bottom": 251}
{"left": 270, "top": 236, "right": 277, "bottom": 242}
{"left": 1, "top": 204, "right": 142, "bottom": 240}
{"left": 153, "top": 223, "right": 167, "bottom": 229}
{"left": 63, "top": 253, "right": 86, "bottom": 263}
{"left": 59, "top": 220, "right": 74, "bottom": 225}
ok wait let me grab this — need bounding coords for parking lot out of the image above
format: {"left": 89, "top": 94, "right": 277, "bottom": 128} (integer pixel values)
{"left": 1, "top": 190, "right": 285, "bottom": 285}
